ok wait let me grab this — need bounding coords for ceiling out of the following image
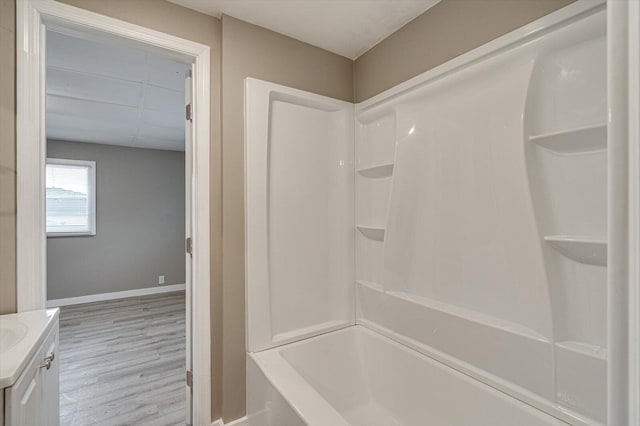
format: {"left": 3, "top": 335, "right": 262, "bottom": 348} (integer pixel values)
{"left": 46, "top": 30, "right": 189, "bottom": 151}
{"left": 167, "top": 0, "right": 441, "bottom": 59}
{"left": 45, "top": 2, "right": 438, "bottom": 149}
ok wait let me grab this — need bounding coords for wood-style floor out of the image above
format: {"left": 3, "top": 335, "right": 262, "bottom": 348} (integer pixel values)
{"left": 58, "top": 292, "right": 186, "bottom": 426}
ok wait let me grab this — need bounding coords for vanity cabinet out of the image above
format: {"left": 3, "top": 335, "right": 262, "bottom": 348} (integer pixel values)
{"left": 3, "top": 320, "right": 59, "bottom": 426}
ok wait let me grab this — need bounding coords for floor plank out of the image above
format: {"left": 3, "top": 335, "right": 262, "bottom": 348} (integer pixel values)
{"left": 58, "top": 292, "right": 186, "bottom": 426}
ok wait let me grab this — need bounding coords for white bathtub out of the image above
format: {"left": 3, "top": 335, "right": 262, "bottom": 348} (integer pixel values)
{"left": 246, "top": 326, "right": 566, "bottom": 426}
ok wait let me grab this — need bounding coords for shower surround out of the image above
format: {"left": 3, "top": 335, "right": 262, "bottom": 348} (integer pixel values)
{"left": 245, "top": 3, "right": 607, "bottom": 425}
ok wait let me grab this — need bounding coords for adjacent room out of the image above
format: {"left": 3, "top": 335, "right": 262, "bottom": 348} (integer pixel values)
{"left": 44, "top": 28, "right": 190, "bottom": 425}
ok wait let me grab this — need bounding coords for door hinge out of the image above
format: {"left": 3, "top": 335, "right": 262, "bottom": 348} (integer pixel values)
{"left": 186, "top": 103, "right": 193, "bottom": 122}
{"left": 186, "top": 370, "right": 193, "bottom": 388}
{"left": 186, "top": 237, "right": 193, "bottom": 255}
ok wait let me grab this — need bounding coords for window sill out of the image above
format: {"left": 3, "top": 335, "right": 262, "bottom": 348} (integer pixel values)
{"left": 46, "top": 232, "right": 96, "bottom": 238}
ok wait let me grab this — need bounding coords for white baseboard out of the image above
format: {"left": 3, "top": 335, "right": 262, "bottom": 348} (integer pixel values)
{"left": 46, "top": 283, "right": 186, "bottom": 307}
{"left": 211, "top": 416, "right": 248, "bottom": 426}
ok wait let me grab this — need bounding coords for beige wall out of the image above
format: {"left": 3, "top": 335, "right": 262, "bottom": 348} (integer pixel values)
{"left": 354, "top": 0, "right": 575, "bottom": 102}
{"left": 220, "top": 14, "right": 353, "bottom": 421}
{"left": 0, "top": 0, "right": 15, "bottom": 315}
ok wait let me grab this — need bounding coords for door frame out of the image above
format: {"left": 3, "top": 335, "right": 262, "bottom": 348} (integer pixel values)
{"left": 16, "top": 0, "right": 211, "bottom": 424}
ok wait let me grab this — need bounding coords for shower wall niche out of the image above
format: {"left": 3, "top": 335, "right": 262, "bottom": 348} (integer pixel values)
{"left": 355, "top": 113, "right": 395, "bottom": 288}
{"left": 524, "top": 33, "right": 607, "bottom": 421}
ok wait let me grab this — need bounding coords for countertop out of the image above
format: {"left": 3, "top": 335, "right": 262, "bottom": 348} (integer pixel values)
{"left": 0, "top": 308, "right": 60, "bottom": 388}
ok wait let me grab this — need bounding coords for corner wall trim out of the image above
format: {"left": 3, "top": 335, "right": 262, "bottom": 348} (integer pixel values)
{"left": 46, "top": 283, "right": 186, "bottom": 307}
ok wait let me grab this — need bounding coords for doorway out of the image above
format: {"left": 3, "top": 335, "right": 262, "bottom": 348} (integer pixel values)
{"left": 44, "top": 25, "right": 192, "bottom": 424}
{"left": 16, "top": 0, "right": 211, "bottom": 424}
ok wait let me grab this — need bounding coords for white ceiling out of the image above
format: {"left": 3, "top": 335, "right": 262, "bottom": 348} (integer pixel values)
{"left": 46, "top": 30, "right": 189, "bottom": 151}
{"left": 167, "top": 0, "right": 441, "bottom": 59}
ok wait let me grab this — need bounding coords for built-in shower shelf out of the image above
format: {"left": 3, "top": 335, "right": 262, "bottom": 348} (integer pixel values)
{"left": 386, "top": 290, "right": 549, "bottom": 342}
{"left": 357, "top": 225, "right": 385, "bottom": 241}
{"left": 556, "top": 341, "right": 607, "bottom": 360}
{"left": 529, "top": 123, "right": 606, "bottom": 153}
{"left": 356, "top": 162, "right": 394, "bottom": 178}
{"left": 544, "top": 235, "right": 607, "bottom": 266}
{"left": 356, "top": 280, "right": 384, "bottom": 291}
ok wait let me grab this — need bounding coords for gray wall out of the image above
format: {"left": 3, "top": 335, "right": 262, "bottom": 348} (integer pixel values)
{"left": 47, "top": 140, "right": 185, "bottom": 300}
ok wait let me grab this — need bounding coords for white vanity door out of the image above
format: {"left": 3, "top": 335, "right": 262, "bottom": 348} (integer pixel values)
{"left": 4, "top": 322, "right": 59, "bottom": 426}
{"left": 40, "top": 327, "right": 59, "bottom": 425}
{"left": 5, "top": 348, "right": 43, "bottom": 426}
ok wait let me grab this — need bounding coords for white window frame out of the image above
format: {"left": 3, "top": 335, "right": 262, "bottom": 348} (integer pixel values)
{"left": 45, "top": 157, "right": 97, "bottom": 237}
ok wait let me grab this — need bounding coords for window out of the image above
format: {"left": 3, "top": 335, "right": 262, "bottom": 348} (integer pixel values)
{"left": 46, "top": 158, "right": 96, "bottom": 236}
